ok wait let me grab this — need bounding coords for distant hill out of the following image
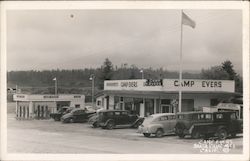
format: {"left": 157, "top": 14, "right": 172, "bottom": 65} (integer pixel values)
{"left": 7, "top": 68, "right": 201, "bottom": 95}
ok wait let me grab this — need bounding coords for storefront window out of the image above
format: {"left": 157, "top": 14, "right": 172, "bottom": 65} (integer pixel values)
{"left": 181, "top": 99, "right": 194, "bottom": 112}
{"left": 124, "top": 97, "right": 133, "bottom": 112}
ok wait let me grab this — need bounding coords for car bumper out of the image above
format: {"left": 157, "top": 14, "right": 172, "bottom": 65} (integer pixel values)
{"left": 138, "top": 126, "right": 152, "bottom": 134}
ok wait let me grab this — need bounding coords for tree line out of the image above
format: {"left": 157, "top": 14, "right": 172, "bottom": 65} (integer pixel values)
{"left": 7, "top": 59, "right": 242, "bottom": 95}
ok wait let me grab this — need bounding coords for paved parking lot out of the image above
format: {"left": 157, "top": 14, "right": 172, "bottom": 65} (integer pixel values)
{"left": 7, "top": 113, "right": 243, "bottom": 154}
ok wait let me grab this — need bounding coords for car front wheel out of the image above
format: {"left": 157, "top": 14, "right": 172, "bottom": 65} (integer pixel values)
{"left": 92, "top": 122, "right": 98, "bottom": 128}
{"left": 69, "top": 118, "right": 74, "bottom": 123}
{"left": 106, "top": 121, "right": 115, "bottom": 130}
{"left": 178, "top": 133, "right": 185, "bottom": 138}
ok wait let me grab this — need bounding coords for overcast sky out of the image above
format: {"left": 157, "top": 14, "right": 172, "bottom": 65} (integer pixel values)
{"left": 7, "top": 9, "right": 242, "bottom": 74}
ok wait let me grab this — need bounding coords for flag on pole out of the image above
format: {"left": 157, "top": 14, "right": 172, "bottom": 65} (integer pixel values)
{"left": 53, "top": 77, "right": 56, "bottom": 81}
{"left": 182, "top": 12, "right": 196, "bottom": 28}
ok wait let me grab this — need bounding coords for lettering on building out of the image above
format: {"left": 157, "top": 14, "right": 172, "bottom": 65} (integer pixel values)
{"left": 202, "top": 81, "right": 222, "bottom": 88}
{"left": 121, "top": 81, "right": 138, "bottom": 87}
{"left": 144, "top": 79, "right": 163, "bottom": 86}
{"left": 106, "top": 82, "right": 119, "bottom": 87}
{"left": 43, "top": 95, "right": 59, "bottom": 99}
{"left": 174, "top": 80, "right": 195, "bottom": 87}
{"left": 16, "top": 95, "right": 25, "bottom": 98}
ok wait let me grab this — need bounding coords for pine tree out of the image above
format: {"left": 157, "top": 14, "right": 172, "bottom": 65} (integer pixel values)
{"left": 221, "top": 60, "right": 236, "bottom": 80}
{"left": 98, "top": 58, "right": 114, "bottom": 89}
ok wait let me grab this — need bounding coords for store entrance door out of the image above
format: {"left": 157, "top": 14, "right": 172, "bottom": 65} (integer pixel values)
{"left": 161, "top": 105, "right": 174, "bottom": 113}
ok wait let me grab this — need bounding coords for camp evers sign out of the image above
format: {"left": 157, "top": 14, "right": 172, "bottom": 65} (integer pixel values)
{"left": 104, "top": 79, "right": 235, "bottom": 92}
{"left": 163, "top": 79, "right": 234, "bottom": 92}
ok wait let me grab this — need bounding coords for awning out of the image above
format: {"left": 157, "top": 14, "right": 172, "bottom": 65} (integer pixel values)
{"left": 100, "top": 90, "right": 240, "bottom": 98}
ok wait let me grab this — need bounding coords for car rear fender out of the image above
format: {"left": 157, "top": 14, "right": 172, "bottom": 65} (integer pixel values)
{"left": 148, "top": 124, "right": 164, "bottom": 133}
{"left": 132, "top": 118, "right": 144, "bottom": 125}
{"left": 105, "top": 119, "right": 114, "bottom": 126}
{"left": 217, "top": 125, "right": 228, "bottom": 131}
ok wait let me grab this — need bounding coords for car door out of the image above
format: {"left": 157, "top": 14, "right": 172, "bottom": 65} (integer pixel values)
{"left": 128, "top": 114, "right": 138, "bottom": 125}
{"left": 114, "top": 111, "right": 121, "bottom": 125}
{"left": 79, "top": 110, "right": 88, "bottom": 122}
{"left": 72, "top": 110, "right": 80, "bottom": 122}
{"left": 73, "top": 110, "right": 84, "bottom": 122}
{"left": 121, "top": 111, "right": 130, "bottom": 125}
{"left": 159, "top": 115, "right": 170, "bottom": 134}
{"left": 228, "top": 112, "right": 240, "bottom": 132}
{"left": 168, "top": 115, "right": 176, "bottom": 133}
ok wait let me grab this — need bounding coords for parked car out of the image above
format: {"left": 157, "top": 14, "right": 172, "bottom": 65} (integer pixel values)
{"left": 50, "top": 106, "right": 74, "bottom": 121}
{"left": 138, "top": 113, "right": 176, "bottom": 137}
{"left": 88, "top": 109, "right": 105, "bottom": 128}
{"left": 61, "top": 108, "right": 95, "bottom": 123}
{"left": 175, "top": 111, "right": 243, "bottom": 139}
{"left": 98, "top": 110, "right": 144, "bottom": 129}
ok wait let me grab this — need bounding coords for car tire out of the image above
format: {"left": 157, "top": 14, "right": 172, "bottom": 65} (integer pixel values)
{"left": 69, "top": 118, "right": 74, "bottom": 123}
{"left": 178, "top": 133, "right": 185, "bottom": 139}
{"left": 92, "top": 122, "right": 98, "bottom": 128}
{"left": 155, "top": 129, "right": 164, "bottom": 138}
{"left": 106, "top": 121, "right": 115, "bottom": 130}
{"left": 143, "top": 133, "right": 151, "bottom": 137}
{"left": 175, "top": 123, "right": 186, "bottom": 138}
{"left": 217, "top": 128, "right": 228, "bottom": 140}
{"left": 191, "top": 130, "right": 201, "bottom": 139}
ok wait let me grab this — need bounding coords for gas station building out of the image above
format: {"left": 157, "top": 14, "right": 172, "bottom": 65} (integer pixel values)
{"left": 13, "top": 94, "right": 85, "bottom": 119}
{"left": 96, "top": 79, "right": 239, "bottom": 117}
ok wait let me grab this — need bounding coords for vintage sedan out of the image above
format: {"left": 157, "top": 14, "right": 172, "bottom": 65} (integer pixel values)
{"left": 61, "top": 108, "right": 95, "bottom": 123}
{"left": 50, "top": 106, "right": 74, "bottom": 121}
{"left": 138, "top": 113, "right": 176, "bottom": 137}
{"left": 175, "top": 111, "right": 243, "bottom": 139}
{"left": 98, "top": 110, "right": 144, "bottom": 129}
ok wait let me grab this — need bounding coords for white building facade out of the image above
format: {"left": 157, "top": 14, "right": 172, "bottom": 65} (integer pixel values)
{"left": 13, "top": 94, "right": 85, "bottom": 119}
{"left": 96, "top": 79, "right": 239, "bottom": 117}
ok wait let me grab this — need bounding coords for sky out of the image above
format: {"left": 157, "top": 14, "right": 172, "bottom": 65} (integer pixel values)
{"left": 7, "top": 9, "right": 242, "bottom": 74}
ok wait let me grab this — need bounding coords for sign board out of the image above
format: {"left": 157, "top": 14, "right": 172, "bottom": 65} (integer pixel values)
{"left": 13, "top": 94, "right": 85, "bottom": 101}
{"left": 104, "top": 79, "right": 235, "bottom": 93}
{"left": 105, "top": 79, "right": 164, "bottom": 91}
{"left": 163, "top": 79, "right": 234, "bottom": 92}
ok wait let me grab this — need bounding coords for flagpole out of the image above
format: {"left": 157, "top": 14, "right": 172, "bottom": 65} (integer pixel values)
{"left": 178, "top": 10, "right": 183, "bottom": 112}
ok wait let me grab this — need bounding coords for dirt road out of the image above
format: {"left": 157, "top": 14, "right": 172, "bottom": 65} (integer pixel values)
{"left": 7, "top": 114, "right": 243, "bottom": 154}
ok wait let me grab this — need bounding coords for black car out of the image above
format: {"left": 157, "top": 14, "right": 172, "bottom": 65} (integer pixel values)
{"left": 98, "top": 110, "right": 144, "bottom": 129}
{"left": 50, "top": 106, "right": 74, "bottom": 121}
{"left": 175, "top": 111, "right": 243, "bottom": 139}
{"left": 61, "top": 108, "right": 95, "bottom": 123}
